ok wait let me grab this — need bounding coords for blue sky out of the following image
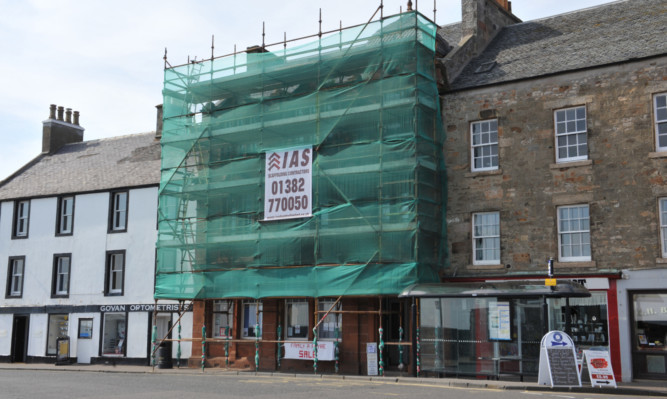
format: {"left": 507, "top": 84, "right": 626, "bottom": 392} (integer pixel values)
{"left": 0, "top": 0, "right": 617, "bottom": 181}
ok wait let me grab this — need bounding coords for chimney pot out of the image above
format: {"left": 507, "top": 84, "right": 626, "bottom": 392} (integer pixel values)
{"left": 65, "top": 108, "right": 72, "bottom": 124}
{"left": 73, "top": 111, "right": 80, "bottom": 126}
{"left": 57, "top": 106, "right": 64, "bottom": 121}
{"left": 49, "top": 104, "right": 57, "bottom": 119}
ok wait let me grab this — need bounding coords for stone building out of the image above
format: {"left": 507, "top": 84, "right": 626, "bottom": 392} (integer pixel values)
{"left": 439, "top": 0, "right": 667, "bottom": 381}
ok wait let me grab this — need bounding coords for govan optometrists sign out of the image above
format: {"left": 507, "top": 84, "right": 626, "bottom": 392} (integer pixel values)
{"left": 264, "top": 146, "right": 312, "bottom": 221}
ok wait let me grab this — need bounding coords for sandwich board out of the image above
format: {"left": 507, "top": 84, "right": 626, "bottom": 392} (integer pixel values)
{"left": 538, "top": 331, "right": 581, "bottom": 387}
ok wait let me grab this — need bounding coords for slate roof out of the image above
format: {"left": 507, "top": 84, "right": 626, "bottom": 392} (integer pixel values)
{"left": 437, "top": 22, "right": 462, "bottom": 48}
{"left": 450, "top": 0, "right": 667, "bottom": 90}
{"left": 0, "top": 132, "right": 161, "bottom": 200}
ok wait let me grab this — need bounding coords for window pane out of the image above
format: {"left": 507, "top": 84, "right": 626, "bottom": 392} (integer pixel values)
{"left": 213, "top": 300, "right": 234, "bottom": 338}
{"left": 318, "top": 300, "right": 342, "bottom": 340}
{"left": 473, "top": 212, "right": 500, "bottom": 263}
{"left": 286, "top": 300, "right": 308, "bottom": 339}
{"left": 559, "top": 205, "right": 591, "bottom": 260}
{"left": 243, "top": 301, "right": 263, "bottom": 338}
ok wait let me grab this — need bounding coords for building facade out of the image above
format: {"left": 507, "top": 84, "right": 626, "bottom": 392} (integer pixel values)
{"left": 439, "top": 0, "right": 667, "bottom": 381}
{"left": 157, "top": 11, "right": 446, "bottom": 374}
{"left": 0, "top": 105, "right": 192, "bottom": 365}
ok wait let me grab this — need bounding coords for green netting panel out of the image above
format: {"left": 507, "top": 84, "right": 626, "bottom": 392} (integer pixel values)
{"left": 157, "top": 11, "right": 447, "bottom": 300}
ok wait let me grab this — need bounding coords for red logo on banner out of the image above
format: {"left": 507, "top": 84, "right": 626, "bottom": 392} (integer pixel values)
{"left": 590, "top": 358, "right": 608, "bottom": 369}
{"left": 268, "top": 153, "right": 281, "bottom": 171}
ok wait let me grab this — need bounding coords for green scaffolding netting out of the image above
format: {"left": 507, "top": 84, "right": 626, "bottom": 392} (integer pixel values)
{"left": 156, "top": 11, "right": 447, "bottom": 300}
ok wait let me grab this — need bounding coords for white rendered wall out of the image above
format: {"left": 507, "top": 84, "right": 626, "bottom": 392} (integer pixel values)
{"left": 0, "top": 314, "right": 12, "bottom": 355}
{"left": 0, "top": 186, "right": 192, "bottom": 360}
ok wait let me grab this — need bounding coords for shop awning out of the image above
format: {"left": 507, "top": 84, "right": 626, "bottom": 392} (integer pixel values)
{"left": 399, "top": 280, "right": 590, "bottom": 298}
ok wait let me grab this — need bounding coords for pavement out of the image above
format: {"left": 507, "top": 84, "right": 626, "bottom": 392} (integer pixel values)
{"left": 1, "top": 362, "right": 667, "bottom": 397}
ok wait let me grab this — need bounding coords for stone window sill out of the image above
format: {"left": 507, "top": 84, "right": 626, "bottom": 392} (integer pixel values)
{"left": 549, "top": 160, "right": 593, "bottom": 170}
{"left": 656, "top": 258, "right": 667, "bottom": 264}
{"left": 649, "top": 152, "right": 667, "bottom": 159}
{"left": 554, "top": 261, "right": 596, "bottom": 268}
{"left": 464, "top": 168, "right": 503, "bottom": 178}
{"left": 467, "top": 264, "right": 506, "bottom": 270}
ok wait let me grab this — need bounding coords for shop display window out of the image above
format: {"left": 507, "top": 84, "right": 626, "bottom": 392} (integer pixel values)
{"left": 550, "top": 292, "right": 609, "bottom": 348}
{"left": 285, "top": 299, "right": 308, "bottom": 340}
{"left": 317, "top": 299, "right": 342, "bottom": 340}
{"left": 46, "top": 314, "right": 68, "bottom": 355}
{"left": 633, "top": 293, "right": 667, "bottom": 350}
{"left": 213, "top": 300, "right": 233, "bottom": 338}
{"left": 242, "top": 300, "right": 262, "bottom": 338}
{"left": 102, "top": 312, "right": 126, "bottom": 356}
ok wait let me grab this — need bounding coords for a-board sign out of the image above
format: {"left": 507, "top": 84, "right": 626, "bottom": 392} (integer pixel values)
{"left": 583, "top": 350, "right": 617, "bottom": 388}
{"left": 538, "top": 331, "right": 581, "bottom": 387}
{"left": 367, "top": 342, "right": 378, "bottom": 376}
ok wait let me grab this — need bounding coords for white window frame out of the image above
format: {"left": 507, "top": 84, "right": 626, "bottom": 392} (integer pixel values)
{"left": 660, "top": 198, "right": 667, "bottom": 258}
{"left": 470, "top": 119, "right": 499, "bottom": 171}
{"left": 106, "top": 252, "right": 124, "bottom": 295}
{"left": 555, "top": 106, "right": 588, "bottom": 163}
{"left": 241, "top": 300, "right": 263, "bottom": 339}
{"left": 472, "top": 212, "right": 500, "bottom": 265}
{"left": 110, "top": 191, "right": 128, "bottom": 232}
{"left": 57, "top": 196, "right": 74, "bottom": 235}
{"left": 285, "top": 299, "right": 309, "bottom": 340}
{"left": 53, "top": 255, "right": 70, "bottom": 296}
{"left": 558, "top": 205, "right": 591, "bottom": 262}
{"left": 14, "top": 200, "right": 30, "bottom": 237}
{"left": 655, "top": 93, "right": 667, "bottom": 152}
{"left": 213, "top": 300, "right": 234, "bottom": 338}
{"left": 7, "top": 257, "right": 24, "bottom": 297}
{"left": 317, "top": 299, "right": 342, "bottom": 341}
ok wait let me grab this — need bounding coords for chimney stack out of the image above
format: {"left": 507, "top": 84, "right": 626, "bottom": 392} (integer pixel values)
{"left": 155, "top": 104, "right": 163, "bottom": 139}
{"left": 42, "top": 104, "right": 84, "bottom": 154}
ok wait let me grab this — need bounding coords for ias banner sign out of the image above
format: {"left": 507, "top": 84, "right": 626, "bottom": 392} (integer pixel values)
{"left": 264, "top": 146, "right": 312, "bottom": 221}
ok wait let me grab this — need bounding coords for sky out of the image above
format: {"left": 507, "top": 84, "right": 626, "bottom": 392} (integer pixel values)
{"left": 0, "top": 0, "right": 617, "bottom": 181}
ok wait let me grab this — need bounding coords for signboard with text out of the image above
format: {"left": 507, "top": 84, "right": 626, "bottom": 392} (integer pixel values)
{"left": 489, "top": 300, "right": 511, "bottom": 341}
{"left": 583, "top": 350, "right": 617, "bottom": 388}
{"left": 538, "top": 331, "right": 581, "bottom": 387}
{"left": 284, "top": 341, "right": 334, "bottom": 361}
{"left": 264, "top": 147, "right": 312, "bottom": 221}
{"left": 367, "top": 342, "right": 378, "bottom": 376}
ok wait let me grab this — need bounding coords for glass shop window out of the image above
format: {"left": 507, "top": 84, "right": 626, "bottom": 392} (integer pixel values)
{"left": 285, "top": 299, "right": 309, "bottom": 340}
{"left": 633, "top": 293, "right": 667, "bottom": 351}
{"left": 47, "top": 314, "right": 69, "bottom": 355}
{"left": 550, "top": 292, "right": 609, "bottom": 348}
{"left": 213, "top": 300, "right": 233, "bottom": 338}
{"left": 102, "top": 313, "right": 127, "bottom": 356}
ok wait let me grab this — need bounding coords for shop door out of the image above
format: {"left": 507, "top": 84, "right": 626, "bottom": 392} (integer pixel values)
{"left": 77, "top": 326, "right": 94, "bottom": 364}
{"left": 10, "top": 315, "right": 28, "bottom": 363}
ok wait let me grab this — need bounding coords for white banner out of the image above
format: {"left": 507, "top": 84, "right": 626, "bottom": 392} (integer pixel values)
{"left": 264, "top": 147, "right": 312, "bottom": 221}
{"left": 284, "top": 341, "right": 335, "bottom": 361}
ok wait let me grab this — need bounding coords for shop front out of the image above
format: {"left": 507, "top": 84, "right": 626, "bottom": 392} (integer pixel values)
{"left": 629, "top": 291, "right": 667, "bottom": 378}
{"left": 400, "top": 281, "right": 593, "bottom": 380}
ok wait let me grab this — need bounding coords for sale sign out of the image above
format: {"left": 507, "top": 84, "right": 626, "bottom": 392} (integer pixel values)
{"left": 583, "top": 350, "right": 617, "bottom": 388}
{"left": 284, "top": 341, "right": 335, "bottom": 361}
{"left": 264, "top": 147, "right": 312, "bottom": 221}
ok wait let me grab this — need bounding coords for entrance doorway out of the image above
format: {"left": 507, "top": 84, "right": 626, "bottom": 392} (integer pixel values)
{"left": 11, "top": 315, "right": 28, "bottom": 363}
